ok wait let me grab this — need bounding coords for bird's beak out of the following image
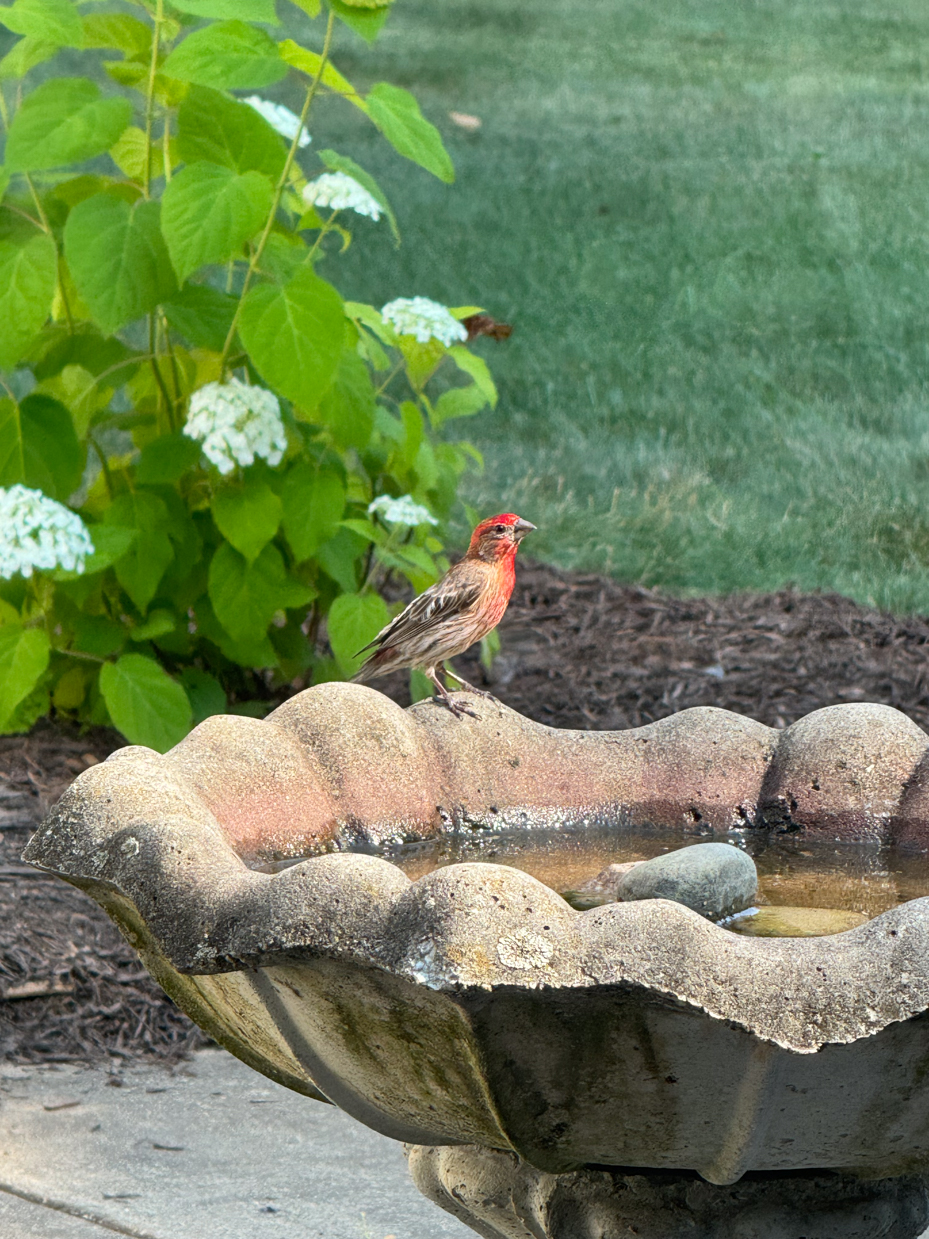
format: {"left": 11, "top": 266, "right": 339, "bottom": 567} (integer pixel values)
{"left": 513, "top": 518, "right": 536, "bottom": 542}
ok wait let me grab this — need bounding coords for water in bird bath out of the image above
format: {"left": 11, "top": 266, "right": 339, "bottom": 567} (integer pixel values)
{"left": 257, "top": 825, "right": 929, "bottom": 936}
{"left": 381, "top": 826, "right": 929, "bottom": 935}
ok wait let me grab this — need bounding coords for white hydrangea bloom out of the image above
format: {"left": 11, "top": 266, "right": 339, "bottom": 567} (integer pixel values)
{"left": 380, "top": 297, "right": 468, "bottom": 347}
{"left": 302, "top": 172, "right": 382, "bottom": 221}
{"left": 184, "top": 379, "right": 287, "bottom": 476}
{"left": 0, "top": 485, "right": 94, "bottom": 579}
{"left": 242, "top": 96, "right": 311, "bottom": 148}
{"left": 368, "top": 493, "right": 438, "bottom": 527}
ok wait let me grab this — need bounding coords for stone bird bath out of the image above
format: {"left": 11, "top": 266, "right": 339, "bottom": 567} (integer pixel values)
{"left": 23, "top": 685, "right": 929, "bottom": 1237}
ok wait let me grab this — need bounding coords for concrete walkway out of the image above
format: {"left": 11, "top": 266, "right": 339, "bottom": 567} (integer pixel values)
{"left": 0, "top": 1049, "right": 473, "bottom": 1239}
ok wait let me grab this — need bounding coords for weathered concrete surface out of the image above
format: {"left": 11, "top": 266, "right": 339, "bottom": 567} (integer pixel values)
{"left": 0, "top": 1051, "right": 473, "bottom": 1239}
{"left": 615, "top": 841, "right": 758, "bottom": 918}
{"left": 758, "top": 704, "right": 929, "bottom": 842}
{"left": 23, "top": 686, "right": 929, "bottom": 1188}
{"left": 408, "top": 1143, "right": 929, "bottom": 1239}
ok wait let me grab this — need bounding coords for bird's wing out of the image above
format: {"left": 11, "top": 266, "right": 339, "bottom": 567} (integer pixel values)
{"left": 355, "top": 572, "right": 484, "bottom": 656}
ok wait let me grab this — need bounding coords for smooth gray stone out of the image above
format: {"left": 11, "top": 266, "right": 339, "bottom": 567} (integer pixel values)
{"left": 616, "top": 842, "right": 758, "bottom": 919}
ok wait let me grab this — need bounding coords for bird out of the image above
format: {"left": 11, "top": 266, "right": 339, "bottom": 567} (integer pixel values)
{"left": 352, "top": 513, "right": 536, "bottom": 717}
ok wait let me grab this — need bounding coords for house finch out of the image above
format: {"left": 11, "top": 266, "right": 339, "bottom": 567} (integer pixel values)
{"left": 352, "top": 513, "right": 536, "bottom": 717}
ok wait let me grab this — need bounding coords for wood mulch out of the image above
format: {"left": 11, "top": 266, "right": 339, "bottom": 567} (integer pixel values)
{"left": 5, "top": 561, "right": 929, "bottom": 1065}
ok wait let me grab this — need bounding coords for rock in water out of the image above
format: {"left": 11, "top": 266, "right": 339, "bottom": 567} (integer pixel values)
{"left": 616, "top": 842, "right": 758, "bottom": 920}
{"left": 725, "top": 906, "right": 869, "bottom": 938}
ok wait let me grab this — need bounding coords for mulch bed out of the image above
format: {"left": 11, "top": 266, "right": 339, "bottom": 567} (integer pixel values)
{"left": 5, "top": 561, "right": 929, "bottom": 1066}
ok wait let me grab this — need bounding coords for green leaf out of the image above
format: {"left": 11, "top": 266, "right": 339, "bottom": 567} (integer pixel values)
{"left": 81, "top": 13, "right": 151, "bottom": 56}
{"left": 70, "top": 611, "right": 125, "bottom": 656}
{"left": 0, "top": 393, "right": 84, "bottom": 500}
{"left": 0, "top": 35, "right": 58, "bottom": 79}
{"left": 326, "top": 0, "right": 388, "bottom": 42}
{"left": 0, "top": 232, "right": 56, "bottom": 368}
{"left": 136, "top": 432, "right": 202, "bottom": 484}
{"left": 161, "top": 161, "right": 274, "bottom": 283}
{"left": 318, "top": 148, "right": 398, "bottom": 241}
{"left": 180, "top": 666, "right": 227, "bottom": 727}
{"left": 318, "top": 350, "right": 375, "bottom": 450}
{"left": 281, "top": 464, "right": 344, "bottom": 561}
{"left": 64, "top": 196, "right": 176, "bottom": 335}
{"left": 316, "top": 525, "right": 365, "bottom": 593}
{"left": 5, "top": 78, "right": 132, "bottom": 172}
{"left": 104, "top": 492, "right": 175, "bottom": 613}
{"left": 366, "top": 83, "right": 454, "bottom": 183}
{"left": 0, "top": 625, "right": 50, "bottom": 732}
{"left": 162, "top": 21, "right": 286, "bottom": 90}
{"left": 127, "top": 608, "right": 176, "bottom": 642}
{"left": 164, "top": 284, "right": 237, "bottom": 351}
{"left": 109, "top": 126, "right": 165, "bottom": 182}
{"left": 326, "top": 591, "right": 389, "bottom": 675}
{"left": 278, "top": 40, "right": 367, "bottom": 112}
{"left": 0, "top": 0, "right": 82, "bottom": 47}
{"left": 211, "top": 477, "right": 282, "bottom": 562}
{"left": 115, "top": 531, "right": 174, "bottom": 613}
{"left": 239, "top": 266, "right": 344, "bottom": 412}
{"left": 171, "top": 0, "right": 278, "bottom": 21}
{"left": 99, "top": 653, "right": 192, "bottom": 752}
{"left": 208, "top": 541, "right": 314, "bottom": 644}
{"left": 194, "top": 593, "right": 277, "bottom": 667}
{"left": 176, "top": 85, "right": 287, "bottom": 178}
{"left": 432, "top": 382, "right": 488, "bottom": 425}
{"left": 290, "top": 0, "right": 320, "bottom": 16}
{"left": 447, "top": 344, "right": 497, "bottom": 407}
{"left": 54, "top": 524, "right": 137, "bottom": 580}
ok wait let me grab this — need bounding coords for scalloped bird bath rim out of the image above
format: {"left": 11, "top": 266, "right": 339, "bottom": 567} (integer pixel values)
{"left": 22, "top": 685, "right": 929, "bottom": 1187}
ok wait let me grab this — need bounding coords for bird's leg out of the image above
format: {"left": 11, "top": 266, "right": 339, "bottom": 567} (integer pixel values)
{"left": 443, "top": 663, "right": 495, "bottom": 699}
{"left": 425, "top": 666, "right": 477, "bottom": 719}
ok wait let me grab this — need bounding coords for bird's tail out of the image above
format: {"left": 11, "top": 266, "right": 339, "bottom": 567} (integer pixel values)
{"left": 351, "top": 648, "right": 393, "bottom": 684}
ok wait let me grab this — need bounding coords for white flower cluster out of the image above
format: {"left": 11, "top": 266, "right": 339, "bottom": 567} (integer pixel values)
{"left": 380, "top": 297, "right": 468, "bottom": 347}
{"left": 184, "top": 379, "right": 287, "bottom": 476}
{"left": 242, "top": 96, "right": 311, "bottom": 148}
{"left": 302, "top": 172, "right": 382, "bottom": 221}
{"left": 0, "top": 485, "right": 94, "bottom": 579}
{"left": 368, "top": 493, "right": 438, "bottom": 527}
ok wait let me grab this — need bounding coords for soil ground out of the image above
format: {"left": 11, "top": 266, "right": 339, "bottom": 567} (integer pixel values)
{"left": 5, "top": 563, "right": 929, "bottom": 1066}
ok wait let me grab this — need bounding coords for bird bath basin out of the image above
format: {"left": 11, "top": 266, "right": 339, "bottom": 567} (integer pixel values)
{"left": 23, "top": 685, "right": 929, "bottom": 1237}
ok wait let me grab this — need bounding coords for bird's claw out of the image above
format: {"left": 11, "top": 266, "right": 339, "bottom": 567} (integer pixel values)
{"left": 433, "top": 694, "right": 479, "bottom": 719}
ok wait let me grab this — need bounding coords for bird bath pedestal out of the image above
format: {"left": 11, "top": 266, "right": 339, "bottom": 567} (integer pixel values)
{"left": 24, "top": 684, "right": 929, "bottom": 1238}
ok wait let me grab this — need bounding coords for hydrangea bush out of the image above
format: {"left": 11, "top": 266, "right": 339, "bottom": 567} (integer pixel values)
{"left": 0, "top": 0, "right": 502, "bottom": 748}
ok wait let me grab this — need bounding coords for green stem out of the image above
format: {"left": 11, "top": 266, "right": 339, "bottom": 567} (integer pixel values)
{"left": 89, "top": 436, "right": 114, "bottom": 500}
{"left": 375, "top": 361, "right": 404, "bottom": 397}
{"left": 305, "top": 208, "right": 340, "bottom": 262}
{"left": 219, "top": 8, "right": 336, "bottom": 373}
{"left": 23, "top": 175, "right": 51, "bottom": 233}
{"left": 59, "top": 648, "right": 106, "bottom": 665}
{"left": 149, "top": 314, "right": 175, "bottom": 432}
{"left": 3, "top": 203, "right": 44, "bottom": 231}
{"left": 162, "top": 109, "right": 172, "bottom": 182}
{"left": 143, "top": 0, "right": 164, "bottom": 197}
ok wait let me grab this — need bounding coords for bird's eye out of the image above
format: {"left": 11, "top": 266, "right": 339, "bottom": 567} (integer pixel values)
{"left": 494, "top": 524, "right": 507, "bottom": 534}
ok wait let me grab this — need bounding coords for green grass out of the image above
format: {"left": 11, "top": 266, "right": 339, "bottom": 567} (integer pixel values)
{"left": 282, "top": 0, "right": 929, "bottom": 612}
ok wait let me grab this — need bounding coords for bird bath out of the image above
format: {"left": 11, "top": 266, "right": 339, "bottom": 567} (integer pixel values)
{"left": 23, "top": 684, "right": 929, "bottom": 1237}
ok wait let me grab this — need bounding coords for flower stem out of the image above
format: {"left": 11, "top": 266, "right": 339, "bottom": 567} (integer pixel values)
{"left": 219, "top": 9, "right": 336, "bottom": 374}
{"left": 143, "top": 0, "right": 165, "bottom": 198}
{"left": 305, "top": 208, "right": 340, "bottom": 262}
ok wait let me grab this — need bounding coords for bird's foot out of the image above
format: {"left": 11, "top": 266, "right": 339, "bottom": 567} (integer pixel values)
{"left": 433, "top": 693, "right": 478, "bottom": 719}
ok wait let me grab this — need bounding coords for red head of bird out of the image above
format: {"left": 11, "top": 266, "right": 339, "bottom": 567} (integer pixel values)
{"left": 467, "top": 513, "right": 536, "bottom": 564}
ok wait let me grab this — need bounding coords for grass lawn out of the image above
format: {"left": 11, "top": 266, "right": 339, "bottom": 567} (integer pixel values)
{"left": 284, "top": 0, "right": 929, "bottom": 612}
